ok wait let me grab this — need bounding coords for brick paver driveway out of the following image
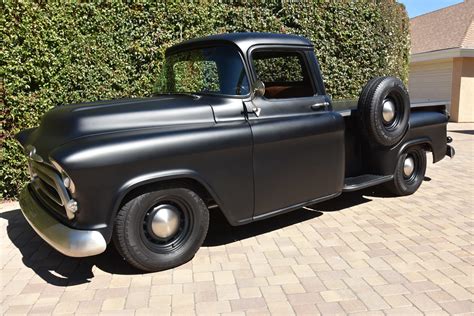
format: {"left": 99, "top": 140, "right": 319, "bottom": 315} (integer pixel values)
{"left": 1, "top": 123, "right": 473, "bottom": 315}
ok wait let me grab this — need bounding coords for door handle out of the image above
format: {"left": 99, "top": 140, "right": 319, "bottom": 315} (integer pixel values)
{"left": 252, "top": 106, "right": 262, "bottom": 117}
{"left": 243, "top": 101, "right": 262, "bottom": 117}
{"left": 311, "top": 102, "right": 329, "bottom": 110}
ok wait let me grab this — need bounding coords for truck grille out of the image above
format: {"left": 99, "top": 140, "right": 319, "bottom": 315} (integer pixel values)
{"left": 30, "top": 161, "right": 70, "bottom": 219}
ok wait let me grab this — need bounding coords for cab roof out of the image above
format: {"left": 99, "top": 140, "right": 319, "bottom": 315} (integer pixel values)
{"left": 165, "top": 32, "right": 313, "bottom": 56}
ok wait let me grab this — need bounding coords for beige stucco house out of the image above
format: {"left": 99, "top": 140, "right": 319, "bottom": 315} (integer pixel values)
{"left": 409, "top": 0, "right": 474, "bottom": 122}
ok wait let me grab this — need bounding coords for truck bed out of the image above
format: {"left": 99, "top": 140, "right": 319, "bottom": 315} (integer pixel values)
{"left": 332, "top": 99, "right": 358, "bottom": 117}
{"left": 332, "top": 99, "right": 449, "bottom": 117}
{"left": 335, "top": 98, "right": 449, "bottom": 179}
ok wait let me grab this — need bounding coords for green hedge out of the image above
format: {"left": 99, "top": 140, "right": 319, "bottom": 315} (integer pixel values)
{"left": 0, "top": 1, "right": 409, "bottom": 198}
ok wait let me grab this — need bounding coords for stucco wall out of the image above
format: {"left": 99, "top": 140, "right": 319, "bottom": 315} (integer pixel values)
{"left": 451, "top": 57, "right": 474, "bottom": 122}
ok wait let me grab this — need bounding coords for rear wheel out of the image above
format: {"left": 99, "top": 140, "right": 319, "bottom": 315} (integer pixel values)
{"left": 113, "top": 187, "right": 209, "bottom": 271}
{"left": 385, "top": 147, "right": 427, "bottom": 196}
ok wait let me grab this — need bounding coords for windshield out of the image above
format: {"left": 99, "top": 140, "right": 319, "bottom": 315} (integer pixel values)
{"left": 155, "top": 46, "right": 250, "bottom": 96}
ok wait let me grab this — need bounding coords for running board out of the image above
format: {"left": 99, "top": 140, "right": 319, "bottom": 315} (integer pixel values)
{"left": 343, "top": 174, "right": 393, "bottom": 192}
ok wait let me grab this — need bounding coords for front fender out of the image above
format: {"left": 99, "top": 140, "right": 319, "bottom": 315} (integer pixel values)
{"left": 48, "top": 120, "right": 254, "bottom": 242}
{"left": 112, "top": 169, "right": 225, "bottom": 218}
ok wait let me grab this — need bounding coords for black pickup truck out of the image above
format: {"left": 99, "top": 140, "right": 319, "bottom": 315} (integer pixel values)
{"left": 16, "top": 33, "right": 454, "bottom": 271}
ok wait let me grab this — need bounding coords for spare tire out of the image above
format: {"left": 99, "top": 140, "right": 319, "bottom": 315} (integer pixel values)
{"left": 358, "top": 76, "right": 410, "bottom": 147}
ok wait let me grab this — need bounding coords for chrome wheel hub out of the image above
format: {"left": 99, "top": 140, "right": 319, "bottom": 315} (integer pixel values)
{"left": 382, "top": 99, "right": 396, "bottom": 123}
{"left": 403, "top": 156, "right": 415, "bottom": 177}
{"left": 150, "top": 204, "right": 180, "bottom": 239}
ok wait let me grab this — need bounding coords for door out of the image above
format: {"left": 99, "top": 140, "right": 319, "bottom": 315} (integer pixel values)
{"left": 408, "top": 60, "right": 453, "bottom": 113}
{"left": 247, "top": 48, "right": 345, "bottom": 218}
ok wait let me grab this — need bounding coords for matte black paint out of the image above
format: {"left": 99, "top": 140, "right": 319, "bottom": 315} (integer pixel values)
{"left": 249, "top": 107, "right": 345, "bottom": 216}
{"left": 16, "top": 33, "right": 451, "bottom": 244}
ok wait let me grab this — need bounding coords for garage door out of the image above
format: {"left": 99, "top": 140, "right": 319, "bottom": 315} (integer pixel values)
{"left": 408, "top": 59, "right": 453, "bottom": 111}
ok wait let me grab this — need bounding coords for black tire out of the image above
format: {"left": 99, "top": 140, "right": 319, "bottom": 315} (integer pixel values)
{"left": 113, "top": 187, "right": 209, "bottom": 272}
{"left": 358, "top": 76, "right": 410, "bottom": 147}
{"left": 385, "top": 147, "right": 427, "bottom": 196}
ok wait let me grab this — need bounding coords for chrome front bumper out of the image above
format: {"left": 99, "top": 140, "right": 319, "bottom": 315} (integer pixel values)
{"left": 19, "top": 185, "right": 107, "bottom": 257}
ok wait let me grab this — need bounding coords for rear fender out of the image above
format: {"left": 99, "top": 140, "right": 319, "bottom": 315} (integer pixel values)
{"left": 367, "top": 111, "right": 448, "bottom": 175}
{"left": 407, "top": 111, "right": 448, "bottom": 163}
{"left": 398, "top": 137, "right": 434, "bottom": 163}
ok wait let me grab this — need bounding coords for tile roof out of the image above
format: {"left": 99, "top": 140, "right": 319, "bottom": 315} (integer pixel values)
{"left": 410, "top": 0, "right": 474, "bottom": 54}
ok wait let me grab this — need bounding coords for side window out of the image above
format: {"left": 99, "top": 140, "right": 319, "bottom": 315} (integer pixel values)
{"left": 252, "top": 51, "right": 315, "bottom": 99}
{"left": 173, "top": 60, "right": 220, "bottom": 93}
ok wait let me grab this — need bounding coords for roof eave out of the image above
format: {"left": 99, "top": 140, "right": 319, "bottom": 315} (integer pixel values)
{"left": 410, "top": 47, "right": 474, "bottom": 63}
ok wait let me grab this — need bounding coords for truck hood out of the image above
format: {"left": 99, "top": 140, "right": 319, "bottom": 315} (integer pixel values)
{"left": 16, "top": 95, "right": 215, "bottom": 159}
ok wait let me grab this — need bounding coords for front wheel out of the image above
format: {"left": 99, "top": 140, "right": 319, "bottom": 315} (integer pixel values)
{"left": 385, "top": 147, "right": 427, "bottom": 196}
{"left": 113, "top": 187, "right": 209, "bottom": 271}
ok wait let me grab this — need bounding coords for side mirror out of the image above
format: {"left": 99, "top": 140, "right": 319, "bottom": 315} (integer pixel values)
{"left": 252, "top": 80, "right": 265, "bottom": 99}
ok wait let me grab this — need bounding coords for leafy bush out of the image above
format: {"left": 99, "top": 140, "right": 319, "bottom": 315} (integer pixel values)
{"left": 1, "top": 0, "right": 409, "bottom": 198}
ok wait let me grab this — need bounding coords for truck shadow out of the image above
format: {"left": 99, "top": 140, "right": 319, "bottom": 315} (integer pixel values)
{"left": 204, "top": 189, "right": 373, "bottom": 246}
{"left": 1, "top": 189, "right": 375, "bottom": 286}
{"left": 448, "top": 129, "right": 474, "bottom": 135}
